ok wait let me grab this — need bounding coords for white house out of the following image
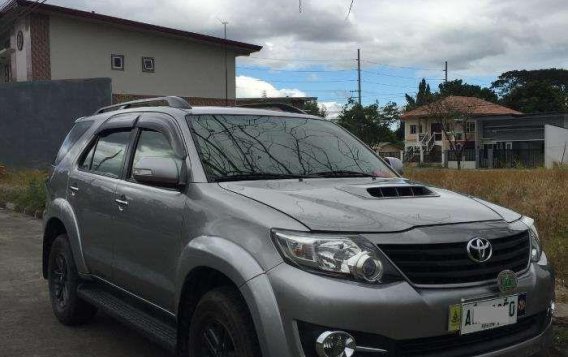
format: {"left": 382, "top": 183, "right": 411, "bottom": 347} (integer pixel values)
{"left": 0, "top": 0, "right": 261, "bottom": 105}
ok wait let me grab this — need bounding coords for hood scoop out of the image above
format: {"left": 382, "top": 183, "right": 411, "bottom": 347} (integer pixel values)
{"left": 338, "top": 182, "right": 439, "bottom": 199}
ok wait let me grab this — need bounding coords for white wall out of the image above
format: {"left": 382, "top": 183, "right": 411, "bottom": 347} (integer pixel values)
{"left": 9, "top": 16, "right": 32, "bottom": 81}
{"left": 49, "top": 15, "right": 238, "bottom": 98}
{"left": 544, "top": 124, "right": 568, "bottom": 168}
{"left": 448, "top": 161, "right": 476, "bottom": 169}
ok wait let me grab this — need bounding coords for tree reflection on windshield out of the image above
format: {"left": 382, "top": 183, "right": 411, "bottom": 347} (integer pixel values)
{"left": 188, "top": 114, "right": 396, "bottom": 181}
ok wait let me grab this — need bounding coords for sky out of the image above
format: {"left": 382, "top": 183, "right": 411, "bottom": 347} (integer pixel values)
{"left": 45, "top": 0, "right": 568, "bottom": 117}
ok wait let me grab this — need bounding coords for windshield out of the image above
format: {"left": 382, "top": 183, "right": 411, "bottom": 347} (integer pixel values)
{"left": 187, "top": 114, "right": 397, "bottom": 182}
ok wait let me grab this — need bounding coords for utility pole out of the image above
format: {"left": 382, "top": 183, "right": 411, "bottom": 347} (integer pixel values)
{"left": 444, "top": 61, "right": 448, "bottom": 83}
{"left": 220, "top": 20, "right": 229, "bottom": 106}
{"left": 357, "top": 48, "right": 362, "bottom": 105}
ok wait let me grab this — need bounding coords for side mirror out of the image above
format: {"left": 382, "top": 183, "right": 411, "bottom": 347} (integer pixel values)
{"left": 384, "top": 157, "right": 404, "bottom": 175}
{"left": 132, "top": 156, "right": 184, "bottom": 188}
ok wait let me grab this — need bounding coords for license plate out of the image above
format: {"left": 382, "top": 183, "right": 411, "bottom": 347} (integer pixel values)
{"left": 448, "top": 294, "right": 525, "bottom": 335}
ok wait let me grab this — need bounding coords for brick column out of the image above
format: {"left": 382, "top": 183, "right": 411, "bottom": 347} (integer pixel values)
{"left": 30, "top": 13, "right": 50, "bottom": 81}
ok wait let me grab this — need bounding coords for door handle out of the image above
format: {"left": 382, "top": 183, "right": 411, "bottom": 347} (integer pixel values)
{"left": 115, "top": 198, "right": 128, "bottom": 206}
{"left": 69, "top": 184, "right": 79, "bottom": 196}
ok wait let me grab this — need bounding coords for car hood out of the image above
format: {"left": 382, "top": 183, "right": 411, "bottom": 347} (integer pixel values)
{"left": 219, "top": 178, "right": 521, "bottom": 232}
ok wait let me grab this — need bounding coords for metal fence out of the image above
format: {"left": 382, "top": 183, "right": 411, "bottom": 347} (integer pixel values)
{"left": 479, "top": 149, "right": 544, "bottom": 168}
{"left": 447, "top": 149, "right": 476, "bottom": 162}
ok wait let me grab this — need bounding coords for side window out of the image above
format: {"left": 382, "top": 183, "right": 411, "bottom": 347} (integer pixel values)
{"left": 54, "top": 120, "right": 94, "bottom": 166}
{"left": 130, "top": 130, "right": 176, "bottom": 178}
{"left": 80, "top": 131, "right": 131, "bottom": 178}
{"left": 79, "top": 142, "right": 96, "bottom": 170}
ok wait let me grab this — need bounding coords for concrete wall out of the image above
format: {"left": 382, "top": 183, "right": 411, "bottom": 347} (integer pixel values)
{"left": 544, "top": 124, "right": 568, "bottom": 168}
{"left": 49, "top": 14, "right": 237, "bottom": 99}
{"left": 0, "top": 78, "right": 111, "bottom": 169}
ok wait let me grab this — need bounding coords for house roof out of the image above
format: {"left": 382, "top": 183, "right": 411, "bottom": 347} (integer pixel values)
{"left": 401, "top": 96, "right": 522, "bottom": 120}
{"left": 1, "top": 0, "right": 262, "bottom": 54}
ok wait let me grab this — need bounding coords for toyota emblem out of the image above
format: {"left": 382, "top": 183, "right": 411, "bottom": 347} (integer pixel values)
{"left": 466, "top": 237, "right": 493, "bottom": 263}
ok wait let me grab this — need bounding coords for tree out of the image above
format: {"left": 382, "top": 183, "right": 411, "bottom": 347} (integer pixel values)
{"left": 336, "top": 99, "right": 399, "bottom": 147}
{"left": 302, "top": 100, "right": 328, "bottom": 118}
{"left": 404, "top": 79, "right": 434, "bottom": 111}
{"left": 491, "top": 69, "right": 568, "bottom": 112}
{"left": 425, "top": 97, "right": 475, "bottom": 170}
{"left": 438, "top": 80, "right": 498, "bottom": 102}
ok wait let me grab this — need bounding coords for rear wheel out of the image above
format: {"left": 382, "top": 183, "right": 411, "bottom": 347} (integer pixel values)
{"left": 187, "top": 287, "right": 261, "bottom": 357}
{"left": 48, "top": 234, "right": 97, "bottom": 325}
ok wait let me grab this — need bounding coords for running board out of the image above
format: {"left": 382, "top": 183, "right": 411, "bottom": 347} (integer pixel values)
{"left": 77, "top": 283, "right": 177, "bottom": 353}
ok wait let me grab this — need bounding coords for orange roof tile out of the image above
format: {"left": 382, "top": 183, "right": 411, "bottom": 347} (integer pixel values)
{"left": 401, "top": 96, "right": 522, "bottom": 120}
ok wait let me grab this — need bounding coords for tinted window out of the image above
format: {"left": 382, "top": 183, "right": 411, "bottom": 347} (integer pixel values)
{"left": 54, "top": 121, "right": 94, "bottom": 165}
{"left": 79, "top": 143, "right": 96, "bottom": 170}
{"left": 89, "top": 131, "right": 131, "bottom": 178}
{"left": 131, "top": 130, "right": 175, "bottom": 178}
{"left": 188, "top": 115, "right": 396, "bottom": 181}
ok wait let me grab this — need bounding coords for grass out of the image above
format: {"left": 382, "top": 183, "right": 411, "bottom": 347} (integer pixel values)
{"left": 0, "top": 166, "right": 47, "bottom": 213}
{"left": 553, "top": 325, "right": 568, "bottom": 356}
{"left": 406, "top": 168, "right": 568, "bottom": 285}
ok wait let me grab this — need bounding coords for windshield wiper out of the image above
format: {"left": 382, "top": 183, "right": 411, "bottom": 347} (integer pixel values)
{"left": 213, "top": 172, "right": 304, "bottom": 182}
{"left": 306, "top": 170, "right": 375, "bottom": 178}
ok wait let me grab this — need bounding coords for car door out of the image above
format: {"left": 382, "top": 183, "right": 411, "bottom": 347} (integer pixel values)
{"left": 111, "top": 113, "right": 187, "bottom": 310}
{"left": 68, "top": 117, "right": 136, "bottom": 280}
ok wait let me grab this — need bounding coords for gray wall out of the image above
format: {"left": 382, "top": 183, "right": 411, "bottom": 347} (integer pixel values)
{"left": 0, "top": 78, "right": 111, "bottom": 169}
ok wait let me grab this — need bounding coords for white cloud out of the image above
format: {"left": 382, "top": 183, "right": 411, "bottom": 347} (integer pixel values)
{"left": 236, "top": 75, "right": 307, "bottom": 98}
{"left": 50, "top": 0, "right": 568, "bottom": 76}
{"left": 320, "top": 101, "right": 343, "bottom": 119}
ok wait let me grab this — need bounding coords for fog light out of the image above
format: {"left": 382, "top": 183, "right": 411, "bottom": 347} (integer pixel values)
{"left": 315, "top": 331, "right": 356, "bottom": 357}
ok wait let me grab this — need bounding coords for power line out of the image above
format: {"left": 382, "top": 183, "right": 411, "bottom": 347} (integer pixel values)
{"left": 361, "top": 60, "right": 439, "bottom": 71}
{"left": 237, "top": 66, "right": 354, "bottom": 73}
{"left": 248, "top": 56, "right": 354, "bottom": 63}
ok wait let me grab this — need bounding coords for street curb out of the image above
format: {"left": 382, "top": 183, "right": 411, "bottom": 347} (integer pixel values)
{"left": 0, "top": 201, "right": 43, "bottom": 219}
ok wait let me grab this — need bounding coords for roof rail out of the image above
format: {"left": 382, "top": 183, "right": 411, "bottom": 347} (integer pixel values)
{"left": 95, "top": 96, "right": 191, "bottom": 114}
{"left": 237, "top": 103, "right": 309, "bottom": 115}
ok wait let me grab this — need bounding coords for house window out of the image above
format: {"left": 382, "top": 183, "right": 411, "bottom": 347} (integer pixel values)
{"left": 454, "top": 132, "right": 463, "bottom": 141}
{"left": 465, "top": 122, "right": 475, "bottom": 133}
{"left": 111, "top": 54, "right": 124, "bottom": 70}
{"left": 410, "top": 125, "right": 417, "bottom": 134}
{"left": 141, "top": 57, "right": 155, "bottom": 73}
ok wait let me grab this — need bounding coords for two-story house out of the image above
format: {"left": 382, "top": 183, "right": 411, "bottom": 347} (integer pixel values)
{"left": 0, "top": 0, "right": 261, "bottom": 105}
{"left": 401, "top": 96, "right": 522, "bottom": 165}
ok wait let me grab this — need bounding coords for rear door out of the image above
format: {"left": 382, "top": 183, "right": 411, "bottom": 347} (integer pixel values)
{"left": 67, "top": 114, "right": 137, "bottom": 280}
{"left": 111, "top": 113, "right": 187, "bottom": 310}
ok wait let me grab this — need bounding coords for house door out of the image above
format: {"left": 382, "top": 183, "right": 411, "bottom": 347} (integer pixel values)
{"left": 431, "top": 123, "right": 443, "bottom": 141}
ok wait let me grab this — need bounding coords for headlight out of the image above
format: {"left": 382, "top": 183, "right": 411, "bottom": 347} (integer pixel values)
{"left": 271, "top": 229, "right": 400, "bottom": 283}
{"left": 521, "top": 216, "right": 542, "bottom": 262}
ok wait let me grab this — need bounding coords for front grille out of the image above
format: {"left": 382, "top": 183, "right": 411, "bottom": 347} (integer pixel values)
{"left": 379, "top": 231, "right": 530, "bottom": 285}
{"left": 298, "top": 312, "right": 550, "bottom": 357}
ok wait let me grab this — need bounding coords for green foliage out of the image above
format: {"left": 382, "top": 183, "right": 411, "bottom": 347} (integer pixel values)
{"left": 302, "top": 100, "right": 327, "bottom": 117}
{"left": 438, "top": 79, "right": 498, "bottom": 102}
{"left": 404, "top": 79, "right": 434, "bottom": 110}
{"left": 0, "top": 169, "right": 47, "bottom": 212}
{"left": 336, "top": 99, "right": 399, "bottom": 146}
{"left": 491, "top": 69, "right": 568, "bottom": 113}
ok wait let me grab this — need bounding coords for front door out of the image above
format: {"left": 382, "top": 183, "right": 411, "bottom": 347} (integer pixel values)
{"left": 111, "top": 114, "right": 187, "bottom": 310}
{"left": 431, "top": 123, "right": 443, "bottom": 141}
{"left": 68, "top": 129, "right": 133, "bottom": 280}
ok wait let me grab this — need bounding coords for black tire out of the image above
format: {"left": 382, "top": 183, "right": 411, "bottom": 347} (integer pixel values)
{"left": 48, "top": 234, "right": 97, "bottom": 325}
{"left": 186, "top": 286, "right": 261, "bottom": 357}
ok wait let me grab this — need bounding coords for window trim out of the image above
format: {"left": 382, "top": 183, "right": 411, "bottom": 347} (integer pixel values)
{"left": 410, "top": 125, "right": 417, "bottom": 134}
{"left": 141, "top": 56, "right": 155, "bottom": 73}
{"left": 111, "top": 54, "right": 125, "bottom": 71}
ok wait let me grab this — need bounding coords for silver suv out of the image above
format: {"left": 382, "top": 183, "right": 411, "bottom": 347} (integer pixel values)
{"left": 44, "top": 97, "right": 555, "bottom": 357}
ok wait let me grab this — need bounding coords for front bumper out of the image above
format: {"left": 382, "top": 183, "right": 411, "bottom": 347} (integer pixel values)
{"left": 249, "top": 258, "right": 554, "bottom": 357}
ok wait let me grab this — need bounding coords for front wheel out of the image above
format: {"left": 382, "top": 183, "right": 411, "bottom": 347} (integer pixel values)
{"left": 187, "top": 287, "right": 261, "bottom": 357}
{"left": 48, "top": 234, "right": 97, "bottom": 325}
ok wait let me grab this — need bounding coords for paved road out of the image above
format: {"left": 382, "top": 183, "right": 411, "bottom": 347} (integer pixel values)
{"left": 0, "top": 209, "right": 170, "bottom": 356}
